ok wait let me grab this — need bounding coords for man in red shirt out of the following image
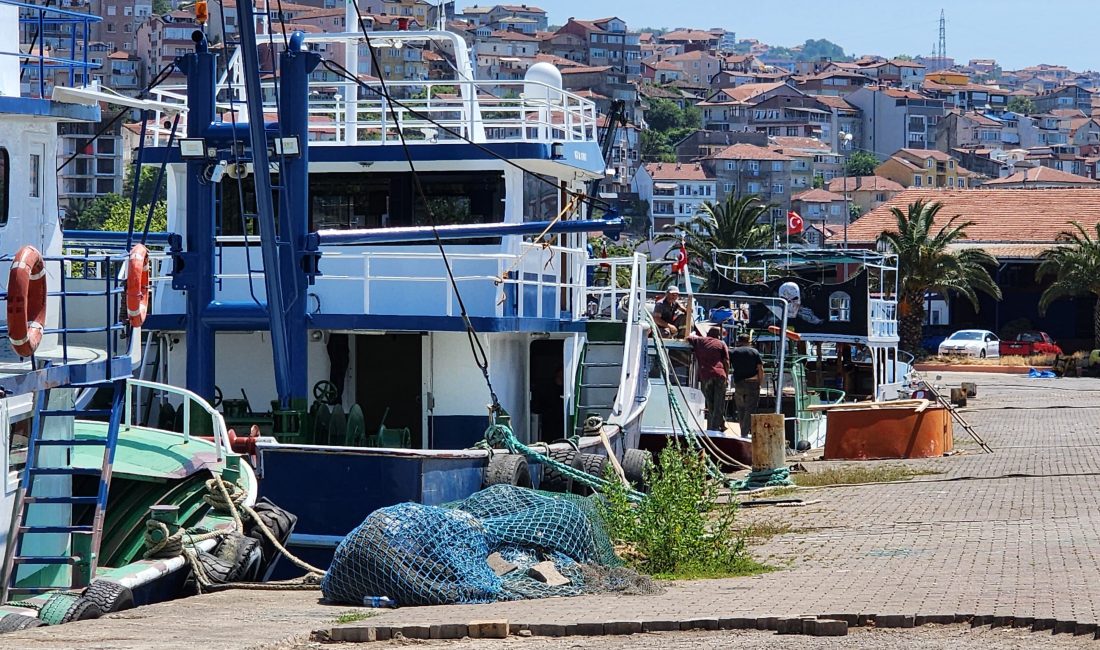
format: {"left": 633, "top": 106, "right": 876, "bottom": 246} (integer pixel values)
{"left": 687, "top": 327, "right": 730, "bottom": 431}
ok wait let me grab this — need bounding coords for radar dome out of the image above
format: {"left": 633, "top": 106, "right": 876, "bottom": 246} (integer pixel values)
{"left": 523, "top": 62, "right": 563, "bottom": 104}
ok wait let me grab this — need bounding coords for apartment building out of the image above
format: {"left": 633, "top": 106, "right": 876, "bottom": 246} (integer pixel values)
{"left": 704, "top": 142, "right": 793, "bottom": 222}
{"left": 632, "top": 162, "right": 716, "bottom": 229}
{"left": 847, "top": 86, "right": 946, "bottom": 157}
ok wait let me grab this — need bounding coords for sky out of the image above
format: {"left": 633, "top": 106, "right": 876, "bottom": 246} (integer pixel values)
{"left": 524, "top": 1, "right": 1098, "bottom": 72}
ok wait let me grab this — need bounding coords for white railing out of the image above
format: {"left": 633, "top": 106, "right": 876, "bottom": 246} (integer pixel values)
{"left": 869, "top": 298, "right": 898, "bottom": 340}
{"left": 583, "top": 255, "right": 645, "bottom": 323}
{"left": 124, "top": 378, "right": 231, "bottom": 464}
{"left": 586, "top": 253, "right": 646, "bottom": 419}
{"left": 147, "top": 77, "right": 598, "bottom": 147}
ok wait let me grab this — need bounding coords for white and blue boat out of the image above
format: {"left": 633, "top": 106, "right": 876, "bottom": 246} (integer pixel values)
{"left": 117, "top": 9, "right": 652, "bottom": 570}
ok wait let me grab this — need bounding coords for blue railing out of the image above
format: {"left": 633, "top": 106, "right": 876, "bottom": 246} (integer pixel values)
{"left": 6, "top": 0, "right": 101, "bottom": 99}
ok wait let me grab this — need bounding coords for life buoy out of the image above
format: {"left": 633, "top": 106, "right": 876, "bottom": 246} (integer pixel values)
{"left": 7, "top": 245, "right": 47, "bottom": 358}
{"left": 126, "top": 244, "right": 150, "bottom": 327}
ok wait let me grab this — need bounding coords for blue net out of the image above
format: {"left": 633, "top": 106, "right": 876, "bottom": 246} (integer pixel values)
{"left": 320, "top": 485, "right": 620, "bottom": 606}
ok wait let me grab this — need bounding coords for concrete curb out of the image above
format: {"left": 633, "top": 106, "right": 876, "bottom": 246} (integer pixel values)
{"left": 913, "top": 363, "right": 1041, "bottom": 374}
{"left": 317, "top": 611, "right": 1100, "bottom": 643}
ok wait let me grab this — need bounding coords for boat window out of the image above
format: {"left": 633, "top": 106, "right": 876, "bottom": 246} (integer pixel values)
{"left": 8, "top": 415, "right": 30, "bottom": 474}
{"left": 29, "top": 153, "right": 40, "bottom": 198}
{"left": 523, "top": 171, "right": 559, "bottom": 223}
{"left": 829, "top": 291, "right": 851, "bottom": 322}
{"left": 0, "top": 147, "right": 7, "bottom": 226}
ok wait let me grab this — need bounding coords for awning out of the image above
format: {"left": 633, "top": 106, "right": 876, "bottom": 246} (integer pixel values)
{"left": 654, "top": 182, "right": 678, "bottom": 190}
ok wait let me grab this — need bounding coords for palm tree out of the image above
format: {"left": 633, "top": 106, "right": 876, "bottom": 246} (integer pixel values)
{"left": 653, "top": 195, "right": 777, "bottom": 283}
{"left": 1037, "top": 222, "right": 1100, "bottom": 348}
{"left": 876, "top": 199, "right": 1001, "bottom": 353}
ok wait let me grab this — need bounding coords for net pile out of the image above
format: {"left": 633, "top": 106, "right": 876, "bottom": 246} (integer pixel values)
{"left": 321, "top": 485, "right": 621, "bottom": 606}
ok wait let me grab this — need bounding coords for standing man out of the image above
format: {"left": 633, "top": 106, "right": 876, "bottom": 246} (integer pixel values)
{"left": 687, "top": 326, "right": 730, "bottom": 431}
{"left": 730, "top": 333, "right": 765, "bottom": 437}
{"left": 653, "top": 286, "right": 687, "bottom": 338}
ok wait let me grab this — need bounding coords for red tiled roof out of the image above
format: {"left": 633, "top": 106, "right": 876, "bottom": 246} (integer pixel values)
{"left": 499, "top": 4, "right": 546, "bottom": 13}
{"left": 983, "top": 166, "right": 1100, "bottom": 186}
{"left": 712, "top": 81, "right": 789, "bottom": 103}
{"left": 881, "top": 87, "right": 929, "bottom": 100}
{"left": 559, "top": 65, "right": 612, "bottom": 75}
{"left": 708, "top": 143, "right": 793, "bottom": 161}
{"left": 828, "top": 176, "right": 905, "bottom": 193}
{"left": 643, "top": 162, "right": 713, "bottom": 181}
{"left": 489, "top": 29, "right": 538, "bottom": 40}
{"left": 899, "top": 148, "right": 953, "bottom": 162}
{"left": 812, "top": 95, "right": 857, "bottom": 111}
{"left": 769, "top": 136, "right": 830, "bottom": 151}
{"left": 659, "top": 29, "right": 717, "bottom": 42}
{"left": 792, "top": 188, "right": 845, "bottom": 203}
{"left": 845, "top": 188, "right": 1100, "bottom": 243}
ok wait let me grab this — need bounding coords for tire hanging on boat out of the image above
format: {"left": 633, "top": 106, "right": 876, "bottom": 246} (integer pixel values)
{"left": 126, "top": 243, "right": 151, "bottom": 327}
{"left": 484, "top": 454, "right": 532, "bottom": 488}
{"left": 539, "top": 448, "right": 579, "bottom": 493}
{"left": 81, "top": 580, "right": 135, "bottom": 614}
{"left": 573, "top": 453, "right": 609, "bottom": 495}
{"left": 0, "top": 613, "right": 44, "bottom": 632}
{"left": 621, "top": 448, "right": 652, "bottom": 493}
{"left": 6, "top": 245, "right": 47, "bottom": 358}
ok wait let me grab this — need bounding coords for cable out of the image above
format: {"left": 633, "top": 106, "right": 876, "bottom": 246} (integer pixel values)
{"left": 317, "top": 57, "right": 612, "bottom": 214}
{"left": 349, "top": 2, "right": 500, "bottom": 409}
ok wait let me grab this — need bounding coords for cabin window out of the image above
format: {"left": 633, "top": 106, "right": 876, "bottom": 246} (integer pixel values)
{"left": 0, "top": 148, "right": 8, "bottom": 226}
{"left": 29, "top": 153, "right": 40, "bottom": 198}
{"left": 523, "top": 171, "right": 558, "bottom": 223}
{"left": 829, "top": 291, "right": 851, "bottom": 322}
{"left": 7, "top": 416, "right": 30, "bottom": 474}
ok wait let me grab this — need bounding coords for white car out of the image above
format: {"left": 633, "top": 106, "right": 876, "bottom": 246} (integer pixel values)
{"left": 938, "top": 329, "right": 1000, "bottom": 358}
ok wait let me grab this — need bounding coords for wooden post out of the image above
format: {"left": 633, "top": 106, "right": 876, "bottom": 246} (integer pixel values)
{"left": 751, "top": 413, "right": 786, "bottom": 472}
{"left": 950, "top": 388, "right": 967, "bottom": 407}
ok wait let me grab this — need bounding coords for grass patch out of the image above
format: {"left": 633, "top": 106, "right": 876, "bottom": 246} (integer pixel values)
{"left": 600, "top": 444, "right": 771, "bottom": 580}
{"left": 927, "top": 353, "right": 1055, "bottom": 367}
{"left": 759, "top": 486, "right": 799, "bottom": 498}
{"left": 740, "top": 520, "right": 800, "bottom": 544}
{"left": 792, "top": 464, "right": 941, "bottom": 487}
{"left": 333, "top": 611, "right": 376, "bottom": 625}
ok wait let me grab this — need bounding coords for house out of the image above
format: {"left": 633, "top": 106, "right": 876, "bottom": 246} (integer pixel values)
{"left": 827, "top": 175, "right": 904, "bottom": 215}
{"left": 791, "top": 188, "right": 847, "bottom": 226}
{"left": 90, "top": 0, "right": 153, "bottom": 55}
{"left": 921, "top": 78, "right": 1009, "bottom": 112}
{"left": 935, "top": 111, "right": 1008, "bottom": 150}
{"left": 57, "top": 117, "right": 126, "bottom": 218}
{"left": 135, "top": 11, "right": 202, "bottom": 85}
{"left": 699, "top": 81, "right": 800, "bottom": 132}
{"left": 747, "top": 93, "right": 836, "bottom": 142}
{"left": 856, "top": 58, "right": 926, "bottom": 88}
{"left": 1034, "top": 84, "right": 1094, "bottom": 115}
{"left": 982, "top": 166, "right": 1100, "bottom": 188}
{"left": 487, "top": 4, "right": 548, "bottom": 31}
{"left": 660, "top": 50, "right": 721, "bottom": 85}
{"left": 769, "top": 136, "right": 844, "bottom": 188}
{"left": 544, "top": 17, "right": 642, "bottom": 80}
{"left": 673, "top": 130, "right": 767, "bottom": 162}
{"left": 846, "top": 188, "right": 1100, "bottom": 349}
{"left": 796, "top": 69, "right": 872, "bottom": 96}
{"left": 600, "top": 115, "right": 641, "bottom": 195}
{"left": 632, "top": 162, "right": 717, "bottom": 230}
{"left": 703, "top": 143, "right": 794, "bottom": 223}
{"left": 641, "top": 59, "right": 681, "bottom": 84}
{"left": 657, "top": 29, "right": 719, "bottom": 52}
{"left": 107, "top": 51, "right": 140, "bottom": 92}
{"left": 847, "top": 86, "right": 947, "bottom": 156}
{"left": 875, "top": 148, "right": 973, "bottom": 189}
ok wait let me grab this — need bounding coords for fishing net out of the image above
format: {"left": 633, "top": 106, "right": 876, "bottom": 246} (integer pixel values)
{"left": 320, "top": 485, "right": 623, "bottom": 606}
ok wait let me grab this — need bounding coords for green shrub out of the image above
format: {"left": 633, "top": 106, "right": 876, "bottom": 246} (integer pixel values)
{"left": 599, "top": 443, "right": 768, "bottom": 579}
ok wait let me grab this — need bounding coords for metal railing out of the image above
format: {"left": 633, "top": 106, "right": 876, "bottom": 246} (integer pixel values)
{"left": 124, "top": 378, "right": 230, "bottom": 464}
{"left": 6, "top": 0, "right": 101, "bottom": 98}
{"left": 147, "top": 77, "right": 598, "bottom": 147}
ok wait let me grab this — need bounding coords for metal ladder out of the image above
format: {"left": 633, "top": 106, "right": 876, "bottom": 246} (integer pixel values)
{"left": 575, "top": 341, "right": 624, "bottom": 434}
{"left": 1, "top": 379, "right": 126, "bottom": 600}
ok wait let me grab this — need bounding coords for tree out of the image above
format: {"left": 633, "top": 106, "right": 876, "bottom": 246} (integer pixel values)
{"left": 654, "top": 195, "right": 777, "bottom": 283}
{"left": 101, "top": 200, "right": 168, "bottom": 233}
{"left": 644, "top": 98, "right": 684, "bottom": 133}
{"left": 799, "top": 38, "right": 848, "bottom": 62}
{"left": 845, "top": 150, "right": 879, "bottom": 177}
{"left": 640, "top": 129, "right": 675, "bottom": 163}
{"left": 876, "top": 200, "right": 1001, "bottom": 353}
{"left": 1036, "top": 222, "right": 1100, "bottom": 348}
{"left": 1007, "top": 96, "right": 1036, "bottom": 115}
{"left": 152, "top": 0, "right": 171, "bottom": 14}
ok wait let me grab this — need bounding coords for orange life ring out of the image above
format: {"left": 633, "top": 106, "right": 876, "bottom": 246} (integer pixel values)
{"left": 7, "top": 245, "right": 47, "bottom": 358}
{"left": 126, "top": 244, "right": 150, "bottom": 327}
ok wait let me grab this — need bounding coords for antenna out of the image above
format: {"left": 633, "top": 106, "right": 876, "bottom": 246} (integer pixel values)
{"left": 937, "top": 9, "right": 946, "bottom": 72}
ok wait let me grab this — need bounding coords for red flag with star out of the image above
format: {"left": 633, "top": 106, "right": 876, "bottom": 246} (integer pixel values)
{"left": 787, "top": 210, "right": 804, "bottom": 235}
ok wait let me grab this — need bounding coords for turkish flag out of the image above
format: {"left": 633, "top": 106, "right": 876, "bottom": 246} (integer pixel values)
{"left": 787, "top": 210, "right": 804, "bottom": 234}
{"left": 671, "top": 241, "right": 688, "bottom": 273}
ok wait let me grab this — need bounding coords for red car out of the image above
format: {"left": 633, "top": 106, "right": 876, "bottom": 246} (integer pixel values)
{"left": 999, "top": 331, "right": 1063, "bottom": 356}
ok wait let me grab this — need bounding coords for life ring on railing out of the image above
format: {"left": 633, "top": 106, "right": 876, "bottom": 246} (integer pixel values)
{"left": 7, "top": 245, "right": 47, "bottom": 358}
{"left": 126, "top": 244, "right": 151, "bottom": 327}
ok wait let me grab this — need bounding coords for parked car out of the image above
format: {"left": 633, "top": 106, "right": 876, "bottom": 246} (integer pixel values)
{"left": 938, "top": 329, "right": 1000, "bottom": 358}
{"left": 999, "top": 331, "right": 1063, "bottom": 357}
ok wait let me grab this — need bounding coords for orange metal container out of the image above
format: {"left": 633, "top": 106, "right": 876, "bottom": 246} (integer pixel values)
{"left": 824, "top": 405, "right": 953, "bottom": 460}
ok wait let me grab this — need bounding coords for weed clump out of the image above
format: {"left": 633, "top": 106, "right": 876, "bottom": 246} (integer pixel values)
{"left": 599, "top": 444, "right": 769, "bottom": 579}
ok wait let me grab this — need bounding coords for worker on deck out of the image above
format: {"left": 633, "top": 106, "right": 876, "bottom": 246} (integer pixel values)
{"left": 730, "top": 333, "right": 764, "bottom": 437}
{"left": 653, "top": 286, "right": 687, "bottom": 338}
{"left": 687, "top": 326, "right": 730, "bottom": 432}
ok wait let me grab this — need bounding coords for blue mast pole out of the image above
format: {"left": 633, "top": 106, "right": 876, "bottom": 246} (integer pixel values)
{"left": 234, "top": 0, "right": 294, "bottom": 408}
{"left": 277, "top": 33, "right": 320, "bottom": 409}
{"left": 178, "top": 35, "right": 218, "bottom": 401}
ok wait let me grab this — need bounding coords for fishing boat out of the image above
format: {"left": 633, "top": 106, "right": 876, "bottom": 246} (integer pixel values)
{"left": 0, "top": 0, "right": 270, "bottom": 626}
{"left": 639, "top": 249, "right": 908, "bottom": 464}
{"left": 119, "top": 4, "right": 652, "bottom": 570}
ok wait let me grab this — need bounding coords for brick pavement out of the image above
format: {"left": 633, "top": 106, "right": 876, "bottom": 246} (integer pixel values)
{"left": 4, "top": 371, "right": 1100, "bottom": 648}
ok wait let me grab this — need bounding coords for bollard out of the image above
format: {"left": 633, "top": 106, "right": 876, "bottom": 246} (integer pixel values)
{"left": 961, "top": 382, "right": 977, "bottom": 398}
{"left": 950, "top": 388, "right": 967, "bottom": 407}
{"left": 750, "top": 413, "right": 786, "bottom": 472}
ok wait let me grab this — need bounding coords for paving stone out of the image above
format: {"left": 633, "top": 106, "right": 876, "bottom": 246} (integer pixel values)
{"left": 467, "top": 620, "right": 509, "bottom": 639}
{"left": 954, "top": 614, "right": 975, "bottom": 624}
{"left": 1010, "top": 617, "right": 1034, "bottom": 629}
{"left": 970, "top": 615, "right": 993, "bottom": 628}
{"left": 400, "top": 625, "right": 430, "bottom": 640}
{"left": 430, "top": 623, "right": 468, "bottom": 639}
{"left": 527, "top": 623, "right": 568, "bottom": 637}
{"left": 527, "top": 561, "right": 570, "bottom": 587}
{"left": 820, "top": 613, "right": 857, "bottom": 626}
{"left": 718, "top": 617, "right": 754, "bottom": 630}
{"left": 775, "top": 618, "right": 805, "bottom": 635}
{"left": 875, "top": 614, "right": 914, "bottom": 628}
{"left": 809, "top": 620, "right": 848, "bottom": 637}
{"left": 574, "top": 622, "right": 605, "bottom": 636}
{"left": 915, "top": 614, "right": 955, "bottom": 626}
{"left": 603, "top": 621, "right": 642, "bottom": 635}
{"left": 641, "top": 620, "right": 680, "bottom": 633}
{"left": 486, "top": 552, "right": 517, "bottom": 577}
{"left": 1053, "top": 620, "right": 1077, "bottom": 634}
{"left": 990, "top": 616, "right": 1013, "bottom": 628}
{"left": 755, "top": 617, "right": 778, "bottom": 631}
{"left": 1074, "top": 622, "right": 1096, "bottom": 636}
{"left": 1032, "top": 619, "right": 1056, "bottom": 632}
{"left": 680, "top": 618, "right": 719, "bottom": 631}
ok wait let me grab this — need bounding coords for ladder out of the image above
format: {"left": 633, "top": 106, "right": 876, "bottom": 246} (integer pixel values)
{"left": 1, "top": 379, "right": 126, "bottom": 600}
{"left": 575, "top": 341, "right": 624, "bottom": 435}
{"left": 915, "top": 374, "right": 993, "bottom": 454}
